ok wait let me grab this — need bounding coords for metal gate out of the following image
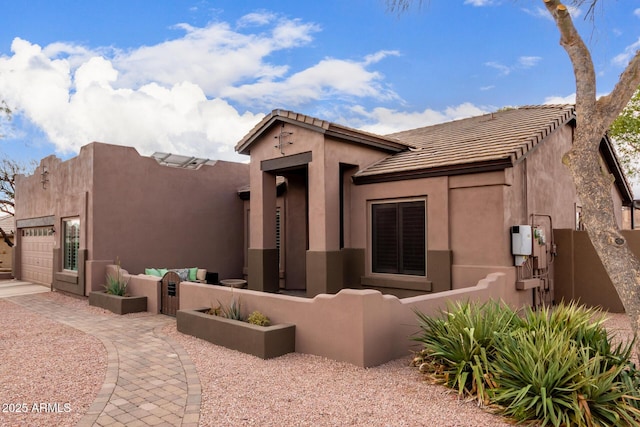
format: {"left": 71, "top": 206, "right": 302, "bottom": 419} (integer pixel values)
{"left": 161, "top": 271, "right": 180, "bottom": 316}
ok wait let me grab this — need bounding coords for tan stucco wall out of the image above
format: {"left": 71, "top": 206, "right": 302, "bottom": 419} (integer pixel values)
{"left": 350, "top": 175, "right": 449, "bottom": 257}
{"left": 553, "top": 229, "right": 640, "bottom": 313}
{"left": 246, "top": 122, "right": 390, "bottom": 253}
{"left": 244, "top": 121, "right": 395, "bottom": 293}
{"left": 16, "top": 142, "right": 249, "bottom": 294}
{"left": 180, "top": 272, "right": 521, "bottom": 367}
{"left": 15, "top": 148, "right": 95, "bottom": 286}
{"left": 518, "top": 125, "right": 578, "bottom": 229}
{"left": 90, "top": 143, "right": 249, "bottom": 283}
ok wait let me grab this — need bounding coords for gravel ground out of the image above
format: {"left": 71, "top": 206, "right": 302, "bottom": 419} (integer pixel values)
{"left": 0, "top": 294, "right": 107, "bottom": 427}
{"left": 0, "top": 291, "right": 636, "bottom": 427}
{"left": 164, "top": 326, "right": 513, "bottom": 427}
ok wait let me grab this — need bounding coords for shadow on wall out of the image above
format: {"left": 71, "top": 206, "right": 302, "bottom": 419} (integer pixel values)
{"left": 179, "top": 272, "right": 517, "bottom": 367}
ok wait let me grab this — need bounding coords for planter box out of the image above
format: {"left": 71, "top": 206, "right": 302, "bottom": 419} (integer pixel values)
{"left": 176, "top": 308, "right": 295, "bottom": 359}
{"left": 89, "top": 291, "right": 147, "bottom": 315}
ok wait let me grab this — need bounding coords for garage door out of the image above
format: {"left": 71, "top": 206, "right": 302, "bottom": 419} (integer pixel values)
{"left": 21, "top": 227, "right": 55, "bottom": 285}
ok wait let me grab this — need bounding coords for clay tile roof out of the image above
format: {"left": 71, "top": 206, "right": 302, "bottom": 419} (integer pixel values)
{"left": 353, "top": 105, "right": 575, "bottom": 182}
{"left": 235, "top": 109, "right": 414, "bottom": 155}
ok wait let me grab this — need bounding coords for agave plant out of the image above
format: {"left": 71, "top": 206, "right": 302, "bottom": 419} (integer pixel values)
{"left": 219, "top": 297, "right": 243, "bottom": 321}
{"left": 491, "top": 302, "right": 640, "bottom": 427}
{"left": 412, "top": 300, "right": 520, "bottom": 404}
{"left": 104, "top": 257, "right": 128, "bottom": 296}
{"left": 412, "top": 300, "right": 640, "bottom": 426}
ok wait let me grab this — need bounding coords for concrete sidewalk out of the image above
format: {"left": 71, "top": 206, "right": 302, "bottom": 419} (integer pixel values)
{"left": 8, "top": 292, "right": 201, "bottom": 427}
{"left": 0, "top": 279, "right": 50, "bottom": 298}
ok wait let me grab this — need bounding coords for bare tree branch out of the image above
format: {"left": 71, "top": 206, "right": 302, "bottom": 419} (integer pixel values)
{"left": 597, "top": 52, "right": 640, "bottom": 129}
{"left": 0, "top": 226, "right": 13, "bottom": 248}
{"left": 544, "top": 0, "right": 599, "bottom": 133}
{"left": 0, "top": 158, "right": 34, "bottom": 216}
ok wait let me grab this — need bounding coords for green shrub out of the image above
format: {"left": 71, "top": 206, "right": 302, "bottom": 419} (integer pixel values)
{"left": 220, "top": 297, "right": 243, "bottom": 321}
{"left": 411, "top": 300, "right": 520, "bottom": 404}
{"left": 247, "top": 311, "right": 271, "bottom": 326}
{"left": 412, "top": 300, "right": 640, "bottom": 426}
{"left": 104, "top": 257, "right": 128, "bottom": 296}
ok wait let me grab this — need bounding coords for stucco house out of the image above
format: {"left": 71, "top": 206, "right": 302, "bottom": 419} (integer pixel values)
{"left": 235, "top": 104, "right": 633, "bottom": 305}
{"left": 13, "top": 104, "right": 633, "bottom": 309}
{"left": 14, "top": 142, "right": 249, "bottom": 295}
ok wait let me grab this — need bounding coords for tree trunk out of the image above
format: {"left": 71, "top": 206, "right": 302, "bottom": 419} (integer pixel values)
{"left": 566, "top": 130, "right": 640, "bottom": 337}
{"left": 544, "top": 0, "right": 640, "bottom": 343}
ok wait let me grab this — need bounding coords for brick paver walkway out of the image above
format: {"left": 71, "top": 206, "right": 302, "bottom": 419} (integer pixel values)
{"left": 9, "top": 294, "right": 201, "bottom": 427}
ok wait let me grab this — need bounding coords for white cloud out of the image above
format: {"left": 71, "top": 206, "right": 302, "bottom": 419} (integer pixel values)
{"left": 543, "top": 92, "right": 610, "bottom": 105}
{"left": 544, "top": 93, "right": 576, "bottom": 104}
{"left": 236, "top": 11, "right": 278, "bottom": 27}
{"left": 220, "top": 54, "right": 400, "bottom": 108}
{"left": 634, "top": 9, "right": 640, "bottom": 18}
{"left": 485, "top": 61, "right": 512, "bottom": 76}
{"left": 612, "top": 38, "right": 640, "bottom": 68}
{"left": 0, "top": 37, "right": 267, "bottom": 161}
{"left": 485, "top": 56, "right": 541, "bottom": 76}
{"left": 111, "top": 19, "right": 320, "bottom": 96}
{"left": 0, "top": 14, "right": 402, "bottom": 161}
{"left": 464, "top": 0, "right": 496, "bottom": 6}
{"left": 518, "top": 56, "right": 542, "bottom": 68}
{"left": 363, "top": 50, "right": 400, "bottom": 66}
{"left": 351, "top": 102, "right": 491, "bottom": 135}
{"left": 522, "top": 5, "right": 582, "bottom": 21}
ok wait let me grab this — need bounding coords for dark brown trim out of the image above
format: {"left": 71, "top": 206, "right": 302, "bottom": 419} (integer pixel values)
{"left": 16, "top": 215, "right": 55, "bottom": 228}
{"left": 353, "top": 158, "right": 513, "bottom": 185}
{"left": 238, "top": 180, "right": 287, "bottom": 201}
{"left": 261, "top": 151, "right": 312, "bottom": 172}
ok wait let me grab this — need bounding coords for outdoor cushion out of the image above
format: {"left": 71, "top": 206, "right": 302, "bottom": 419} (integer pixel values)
{"left": 158, "top": 268, "right": 168, "bottom": 277}
{"left": 145, "top": 268, "right": 161, "bottom": 277}
{"left": 171, "top": 268, "right": 189, "bottom": 282}
{"left": 188, "top": 267, "right": 198, "bottom": 281}
{"left": 196, "top": 269, "right": 206, "bottom": 281}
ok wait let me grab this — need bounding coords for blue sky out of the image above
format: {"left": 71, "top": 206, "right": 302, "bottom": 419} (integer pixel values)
{"left": 0, "top": 0, "right": 638, "bottom": 181}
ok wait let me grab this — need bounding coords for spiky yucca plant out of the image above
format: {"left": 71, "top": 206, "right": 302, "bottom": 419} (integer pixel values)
{"left": 491, "top": 305, "right": 640, "bottom": 427}
{"left": 412, "top": 300, "right": 640, "bottom": 426}
{"left": 411, "top": 300, "right": 520, "bottom": 404}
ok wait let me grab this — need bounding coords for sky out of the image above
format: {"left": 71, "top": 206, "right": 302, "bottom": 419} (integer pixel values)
{"left": 0, "top": 0, "right": 638, "bottom": 193}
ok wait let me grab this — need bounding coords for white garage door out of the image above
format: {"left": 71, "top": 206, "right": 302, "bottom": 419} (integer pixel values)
{"left": 21, "top": 227, "right": 55, "bottom": 286}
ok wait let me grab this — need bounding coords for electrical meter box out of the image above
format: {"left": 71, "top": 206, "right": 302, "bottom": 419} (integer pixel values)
{"left": 511, "top": 225, "right": 532, "bottom": 255}
{"left": 511, "top": 225, "right": 532, "bottom": 266}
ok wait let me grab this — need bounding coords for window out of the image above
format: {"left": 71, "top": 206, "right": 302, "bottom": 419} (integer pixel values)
{"left": 372, "top": 200, "right": 426, "bottom": 276}
{"left": 63, "top": 218, "right": 80, "bottom": 271}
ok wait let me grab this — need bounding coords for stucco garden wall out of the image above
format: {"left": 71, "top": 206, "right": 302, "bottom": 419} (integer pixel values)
{"left": 180, "top": 272, "right": 519, "bottom": 367}
{"left": 554, "top": 229, "right": 640, "bottom": 313}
